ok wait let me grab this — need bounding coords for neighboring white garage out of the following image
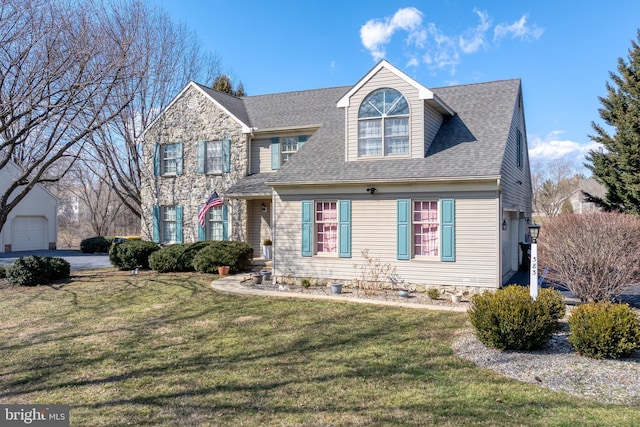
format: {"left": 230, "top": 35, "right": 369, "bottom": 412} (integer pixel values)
{"left": 0, "top": 161, "right": 58, "bottom": 253}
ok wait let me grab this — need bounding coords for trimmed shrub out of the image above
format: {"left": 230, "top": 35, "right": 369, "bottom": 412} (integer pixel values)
{"left": 149, "top": 241, "right": 212, "bottom": 273}
{"left": 468, "top": 285, "right": 565, "bottom": 351}
{"left": 109, "top": 240, "right": 160, "bottom": 270}
{"left": 6, "top": 256, "right": 72, "bottom": 286}
{"left": 80, "top": 236, "right": 113, "bottom": 253}
{"left": 7, "top": 256, "right": 51, "bottom": 286}
{"left": 0, "top": 265, "right": 6, "bottom": 278}
{"left": 47, "top": 257, "right": 71, "bottom": 280}
{"left": 568, "top": 301, "right": 640, "bottom": 359}
{"left": 193, "top": 241, "right": 253, "bottom": 274}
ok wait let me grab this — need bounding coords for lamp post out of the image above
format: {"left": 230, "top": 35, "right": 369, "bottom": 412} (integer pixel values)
{"left": 528, "top": 223, "right": 541, "bottom": 300}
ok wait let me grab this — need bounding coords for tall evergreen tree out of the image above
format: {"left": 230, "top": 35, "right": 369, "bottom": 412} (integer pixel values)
{"left": 585, "top": 30, "right": 640, "bottom": 214}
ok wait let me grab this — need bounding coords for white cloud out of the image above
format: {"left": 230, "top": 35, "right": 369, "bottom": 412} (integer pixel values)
{"left": 494, "top": 15, "right": 544, "bottom": 41}
{"left": 459, "top": 9, "right": 492, "bottom": 54}
{"left": 360, "top": 7, "right": 423, "bottom": 61}
{"left": 528, "top": 132, "right": 602, "bottom": 163}
{"left": 360, "top": 8, "right": 543, "bottom": 75}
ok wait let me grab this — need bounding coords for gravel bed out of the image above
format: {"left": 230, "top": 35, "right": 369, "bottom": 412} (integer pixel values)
{"left": 452, "top": 322, "right": 640, "bottom": 405}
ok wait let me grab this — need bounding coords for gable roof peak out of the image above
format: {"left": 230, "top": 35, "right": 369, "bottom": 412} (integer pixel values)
{"left": 336, "top": 60, "right": 454, "bottom": 116}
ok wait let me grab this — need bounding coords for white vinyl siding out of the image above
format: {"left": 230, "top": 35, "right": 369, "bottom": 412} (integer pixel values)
{"left": 500, "top": 94, "right": 532, "bottom": 214}
{"left": 273, "top": 186, "right": 500, "bottom": 289}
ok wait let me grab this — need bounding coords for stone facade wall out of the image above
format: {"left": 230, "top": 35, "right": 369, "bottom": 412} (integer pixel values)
{"left": 140, "top": 86, "right": 248, "bottom": 243}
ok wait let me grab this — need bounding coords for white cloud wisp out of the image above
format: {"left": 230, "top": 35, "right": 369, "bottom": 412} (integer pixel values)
{"left": 360, "top": 8, "right": 543, "bottom": 75}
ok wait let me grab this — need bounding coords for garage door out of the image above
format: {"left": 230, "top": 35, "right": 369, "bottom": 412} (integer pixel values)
{"left": 12, "top": 216, "right": 47, "bottom": 251}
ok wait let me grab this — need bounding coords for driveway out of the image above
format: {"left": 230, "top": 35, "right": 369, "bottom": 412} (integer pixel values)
{"left": 0, "top": 250, "right": 112, "bottom": 271}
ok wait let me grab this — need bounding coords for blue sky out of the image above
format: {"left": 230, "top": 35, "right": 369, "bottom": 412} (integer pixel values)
{"left": 159, "top": 0, "right": 640, "bottom": 171}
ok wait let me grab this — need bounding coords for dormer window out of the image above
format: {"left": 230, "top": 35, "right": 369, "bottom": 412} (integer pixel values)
{"left": 358, "top": 88, "right": 409, "bottom": 158}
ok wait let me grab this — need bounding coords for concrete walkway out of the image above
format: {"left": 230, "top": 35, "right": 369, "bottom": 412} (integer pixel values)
{"left": 210, "top": 272, "right": 468, "bottom": 312}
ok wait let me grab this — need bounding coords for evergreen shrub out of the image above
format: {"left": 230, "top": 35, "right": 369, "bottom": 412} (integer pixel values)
{"left": 109, "top": 240, "right": 159, "bottom": 270}
{"left": 47, "top": 257, "right": 71, "bottom": 280}
{"left": 0, "top": 265, "right": 6, "bottom": 278}
{"left": 6, "top": 256, "right": 71, "bottom": 286}
{"left": 193, "top": 241, "right": 253, "bottom": 274}
{"left": 468, "top": 285, "right": 565, "bottom": 351}
{"left": 568, "top": 301, "right": 640, "bottom": 359}
{"left": 80, "top": 236, "right": 113, "bottom": 253}
{"left": 149, "top": 241, "right": 212, "bottom": 272}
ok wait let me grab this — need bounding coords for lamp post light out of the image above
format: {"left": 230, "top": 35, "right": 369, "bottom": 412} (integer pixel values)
{"left": 528, "top": 223, "right": 541, "bottom": 300}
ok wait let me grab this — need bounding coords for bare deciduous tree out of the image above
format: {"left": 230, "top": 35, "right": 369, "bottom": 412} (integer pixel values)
{"left": 87, "top": 0, "right": 222, "bottom": 218}
{"left": 531, "top": 159, "right": 580, "bottom": 218}
{"left": 0, "top": 0, "right": 142, "bottom": 232}
{"left": 539, "top": 212, "right": 640, "bottom": 302}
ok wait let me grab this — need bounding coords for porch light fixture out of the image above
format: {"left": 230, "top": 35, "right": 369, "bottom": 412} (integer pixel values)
{"left": 502, "top": 219, "right": 507, "bottom": 230}
{"left": 528, "top": 223, "right": 541, "bottom": 300}
{"left": 366, "top": 187, "right": 377, "bottom": 196}
{"left": 261, "top": 203, "right": 268, "bottom": 212}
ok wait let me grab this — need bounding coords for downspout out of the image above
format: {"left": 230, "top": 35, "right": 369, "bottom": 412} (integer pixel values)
{"left": 271, "top": 189, "right": 276, "bottom": 284}
{"left": 497, "top": 178, "right": 503, "bottom": 289}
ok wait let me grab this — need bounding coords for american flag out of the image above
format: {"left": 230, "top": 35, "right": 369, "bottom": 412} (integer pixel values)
{"left": 198, "top": 191, "right": 223, "bottom": 227}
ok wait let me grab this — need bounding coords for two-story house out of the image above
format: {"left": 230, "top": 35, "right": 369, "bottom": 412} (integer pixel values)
{"left": 141, "top": 60, "right": 532, "bottom": 292}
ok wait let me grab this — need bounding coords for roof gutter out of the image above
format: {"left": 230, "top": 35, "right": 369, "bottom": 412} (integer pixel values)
{"left": 266, "top": 175, "right": 502, "bottom": 187}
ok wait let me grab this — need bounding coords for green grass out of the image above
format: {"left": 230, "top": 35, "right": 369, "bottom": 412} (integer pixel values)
{"left": 0, "top": 269, "right": 638, "bottom": 426}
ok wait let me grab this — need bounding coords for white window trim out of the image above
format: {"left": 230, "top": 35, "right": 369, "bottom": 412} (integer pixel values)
{"left": 412, "top": 199, "right": 440, "bottom": 260}
{"left": 315, "top": 200, "right": 338, "bottom": 255}
{"left": 162, "top": 144, "right": 177, "bottom": 175}
{"left": 204, "top": 140, "right": 223, "bottom": 175}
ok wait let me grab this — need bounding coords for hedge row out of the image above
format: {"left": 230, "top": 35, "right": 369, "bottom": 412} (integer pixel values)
{"left": 109, "top": 240, "right": 253, "bottom": 274}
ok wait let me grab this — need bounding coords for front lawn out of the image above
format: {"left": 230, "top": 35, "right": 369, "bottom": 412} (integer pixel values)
{"left": 0, "top": 270, "right": 638, "bottom": 426}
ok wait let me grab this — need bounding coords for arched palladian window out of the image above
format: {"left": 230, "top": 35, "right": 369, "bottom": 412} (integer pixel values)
{"left": 358, "top": 88, "right": 410, "bottom": 157}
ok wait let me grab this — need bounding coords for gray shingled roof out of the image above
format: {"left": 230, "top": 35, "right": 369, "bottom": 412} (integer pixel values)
{"left": 210, "top": 78, "right": 521, "bottom": 194}
{"left": 195, "top": 83, "right": 252, "bottom": 126}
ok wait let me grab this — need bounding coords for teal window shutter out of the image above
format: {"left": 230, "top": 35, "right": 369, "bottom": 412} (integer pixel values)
{"left": 152, "top": 205, "right": 160, "bottom": 243}
{"left": 301, "top": 200, "right": 313, "bottom": 256}
{"left": 440, "top": 199, "right": 456, "bottom": 262}
{"left": 222, "top": 204, "right": 229, "bottom": 240}
{"left": 222, "top": 138, "right": 231, "bottom": 173}
{"left": 338, "top": 200, "right": 351, "bottom": 258}
{"left": 196, "top": 141, "right": 205, "bottom": 173}
{"left": 153, "top": 144, "right": 160, "bottom": 176}
{"left": 271, "top": 137, "right": 280, "bottom": 170}
{"left": 175, "top": 205, "right": 183, "bottom": 243}
{"left": 175, "top": 142, "right": 184, "bottom": 175}
{"left": 298, "top": 135, "right": 307, "bottom": 148}
{"left": 397, "top": 199, "right": 410, "bottom": 260}
{"left": 197, "top": 204, "right": 206, "bottom": 241}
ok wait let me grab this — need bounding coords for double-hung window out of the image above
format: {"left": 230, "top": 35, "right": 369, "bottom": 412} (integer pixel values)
{"left": 207, "top": 205, "right": 224, "bottom": 241}
{"left": 302, "top": 200, "right": 351, "bottom": 258}
{"left": 202, "top": 140, "right": 223, "bottom": 174}
{"left": 358, "top": 88, "right": 410, "bottom": 157}
{"left": 316, "top": 201, "right": 338, "bottom": 254}
{"left": 397, "top": 198, "right": 455, "bottom": 261}
{"left": 162, "top": 206, "right": 177, "bottom": 244}
{"left": 162, "top": 144, "right": 177, "bottom": 174}
{"left": 413, "top": 201, "right": 439, "bottom": 257}
{"left": 154, "top": 142, "right": 183, "bottom": 176}
{"left": 281, "top": 137, "right": 300, "bottom": 164}
{"left": 197, "top": 139, "right": 230, "bottom": 175}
